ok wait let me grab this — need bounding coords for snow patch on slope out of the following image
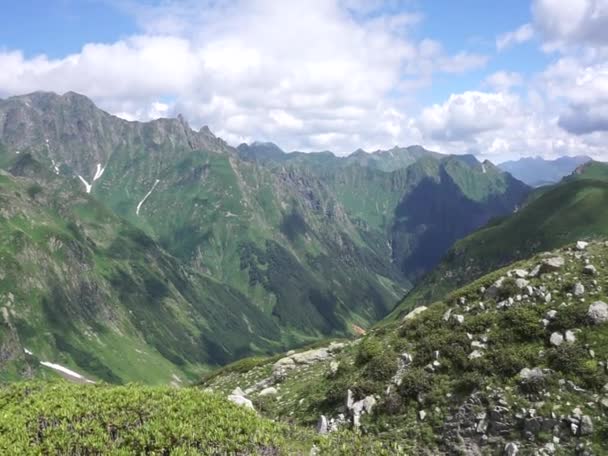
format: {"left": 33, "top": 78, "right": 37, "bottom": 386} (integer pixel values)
{"left": 136, "top": 179, "right": 160, "bottom": 215}
{"left": 93, "top": 163, "right": 105, "bottom": 181}
{"left": 78, "top": 175, "right": 92, "bottom": 193}
{"left": 40, "top": 361, "right": 95, "bottom": 383}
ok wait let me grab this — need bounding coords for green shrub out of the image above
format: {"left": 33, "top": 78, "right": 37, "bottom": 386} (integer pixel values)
{"left": 356, "top": 337, "right": 383, "bottom": 366}
{"left": 365, "top": 351, "right": 398, "bottom": 382}
{"left": 497, "top": 306, "right": 545, "bottom": 343}
{"left": 398, "top": 368, "right": 432, "bottom": 401}
{"left": 26, "top": 183, "right": 43, "bottom": 199}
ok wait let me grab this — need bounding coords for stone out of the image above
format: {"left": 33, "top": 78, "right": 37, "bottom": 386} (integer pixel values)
{"left": 564, "top": 330, "right": 576, "bottom": 343}
{"left": 468, "top": 350, "right": 483, "bottom": 360}
{"left": 546, "top": 310, "right": 557, "bottom": 320}
{"left": 228, "top": 392, "right": 254, "bottom": 410}
{"left": 519, "top": 367, "right": 548, "bottom": 382}
{"left": 452, "top": 314, "right": 465, "bottom": 324}
{"left": 316, "top": 415, "right": 328, "bottom": 434}
{"left": 403, "top": 306, "right": 428, "bottom": 321}
{"left": 580, "top": 415, "right": 593, "bottom": 435}
{"left": 419, "top": 410, "right": 427, "bottom": 421}
{"left": 291, "top": 347, "right": 332, "bottom": 365}
{"left": 329, "top": 361, "right": 340, "bottom": 375}
{"left": 583, "top": 264, "right": 597, "bottom": 275}
{"left": 541, "top": 257, "right": 565, "bottom": 272}
{"left": 588, "top": 301, "right": 608, "bottom": 324}
{"left": 529, "top": 264, "right": 542, "bottom": 278}
{"left": 512, "top": 269, "right": 528, "bottom": 278}
{"left": 504, "top": 442, "right": 519, "bottom": 456}
{"left": 259, "top": 387, "right": 278, "bottom": 396}
{"left": 515, "top": 278, "right": 529, "bottom": 289}
{"left": 550, "top": 332, "right": 564, "bottom": 347}
{"left": 443, "top": 308, "right": 452, "bottom": 322}
{"left": 576, "top": 241, "right": 589, "bottom": 250}
{"left": 573, "top": 282, "right": 585, "bottom": 296}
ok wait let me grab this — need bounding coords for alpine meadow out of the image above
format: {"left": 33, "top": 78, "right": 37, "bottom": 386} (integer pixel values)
{"left": 1, "top": 1, "right": 608, "bottom": 455}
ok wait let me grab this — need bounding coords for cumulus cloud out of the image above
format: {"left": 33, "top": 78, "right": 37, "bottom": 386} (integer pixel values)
{"left": 496, "top": 23, "right": 534, "bottom": 50}
{"left": 0, "top": 0, "right": 493, "bottom": 154}
{"left": 532, "top": 0, "right": 608, "bottom": 50}
{"left": 483, "top": 71, "right": 523, "bottom": 91}
{"left": 418, "top": 91, "right": 520, "bottom": 141}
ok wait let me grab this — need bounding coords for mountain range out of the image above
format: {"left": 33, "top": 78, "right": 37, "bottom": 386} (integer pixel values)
{"left": 0, "top": 91, "right": 529, "bottom": 382}
{"left": 498, "top": 155, "right": 592, "bottom": 187}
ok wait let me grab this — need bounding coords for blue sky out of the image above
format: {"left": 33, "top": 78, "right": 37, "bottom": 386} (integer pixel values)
{"left": 0, "top": 0, "right": 607, "bottom": 161}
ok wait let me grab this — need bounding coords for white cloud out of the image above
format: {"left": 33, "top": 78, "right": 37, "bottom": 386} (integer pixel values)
{"left": 483, "top": 71, "right": 523, "bottom": 91}
{"left": 418, "top": 91, "right": 520, "bottom": 141}
{"left": 532, "top": 0, "right": 608, "bottom": 51}
{"left": 0, "top": 0, "right": 490, "bottom": 155}
{"left": 496, "top": 23, "right": 534, "bottom": 50}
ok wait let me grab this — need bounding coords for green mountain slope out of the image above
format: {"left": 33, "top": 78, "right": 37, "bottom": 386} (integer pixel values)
{"left": 0, "top": 149, "right": 286, "bottom": 384}
{"left": 0, "top": 91, "right": 529, "bottom": 369}
{"left": 392, "top": 161, "right": 608, "bottom": 317}
{"left": 203, "top": 240, "right": 608, "bottom": 455}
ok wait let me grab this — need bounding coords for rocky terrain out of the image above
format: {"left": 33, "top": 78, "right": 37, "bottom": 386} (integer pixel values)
{"left": 203, "top": 240, "right": 608, "bottom": 455}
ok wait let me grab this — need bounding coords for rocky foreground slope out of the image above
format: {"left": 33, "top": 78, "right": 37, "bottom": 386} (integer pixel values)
{"left": 203, "top": 240, "right": 608, "bottom": 455}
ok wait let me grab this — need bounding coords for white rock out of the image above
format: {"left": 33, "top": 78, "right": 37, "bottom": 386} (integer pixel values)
{"left": 403, "top": 306, "right": 428, "bottom": 321}
{"left": 564, "top": 330, "right": 576, "bottom": 343}
{"left": 259, "top": 387, "right": 278, "bottom": 396}
{"left": 583, "top": 264, "right": 597, "bottom": 275}
{"left": 468, "top": 350, "right": 484, "bottom": 360}
{"left": 573, "top": 282, "right": 585, "bottom": 296}
{"left": 419, "top": 410, "right": 427, "bottom": 421}
{"left": 550, "top": 332, "right": 564, "bottom": 347}
{"left": 588, "top": 301, "right": 608, "bottom": 324}
{"left": 228, "top": 393, "right": 254, "bottom": 410}
{"left": 576, "top": 241, "right": 589, "bottom": 250}
{"left": 452, "top": 314, "right": 465, "bottom": 324}
{"left": 316, "top": 415, "right": 329, "bottom": 434}
{"left": 513, "top": 269, "right": 528, "bottom": 278}
{"left": 504, "top": 441, "right": 519, "bottom": 456}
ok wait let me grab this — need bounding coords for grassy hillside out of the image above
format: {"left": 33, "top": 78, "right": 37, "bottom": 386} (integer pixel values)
{"left": 0, "top": 150, "right": 287, "bottom": 383}
{"left": 203, "top": 240, "right": 608, "bottom": 455}
{"left": 392, "top": 161, "right": 608, "bottom": 317}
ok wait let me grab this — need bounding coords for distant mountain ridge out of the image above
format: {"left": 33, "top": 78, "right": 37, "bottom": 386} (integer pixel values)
{"left": 498, "top": 155, "right": 592, "bottom": 187}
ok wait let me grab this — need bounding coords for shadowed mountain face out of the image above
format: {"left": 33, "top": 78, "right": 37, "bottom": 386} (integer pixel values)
{"left": 392, "top": 161, "right": 608, "bottom": 318}
{"left": 0, "top": 91, "right": 530, "bottom": 382}
{"left": 498, "top": 155, "right": 592, "bottom": 187}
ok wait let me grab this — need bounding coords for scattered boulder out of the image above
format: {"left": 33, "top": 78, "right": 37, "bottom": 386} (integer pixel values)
{"left": 583, "top": 264, "right": 597, "bottom": 275}
{"left": 316, "top": 415, "right": 328, "bottom": 434}
{"left": 541, "top": 257, "right": 565, "bottom": 272}
{"left": 512, "top": 269, "right": 528, "bottom": 278}
{"left": 573, "top": 282, "right": 585, "bottom": 297}
{"left": 587, "top": 301, "right": 608, "bottom": 324}
{"left": 564, "top": 330, "right": 576, "bottom": 343}
{"left": 403, "top": 306, "right": 428, "bottom": 321}
{"left": 576, "top": 241, "right": 589, "bottom": 251}
{"left": 452, "top": 314, "right": 465, "bottom": 324}
{"left": 550, "top": 332, "right": 564, "bottom": 347}
{"left": 259, "top": 387, "right": 277, "bottom": 397}
{"left": 515, "top": 278, "right": 529, "bottom": 289}
{"left": 228, "top": 388, "right": 254, "bottom": 411}
{"left": 468, "top": 350, "right": 483, "bottom": 360}
{"left": 419, "top": 410, "right": 427, "bottom": 421}
{"left": 580, "top": 415, "right": 593, "bottom": 435}
{"left": 528, "top": 264, "right": 541, "bottom": 278}
{"left": 504, "top": 442, "right": 519, "bottom": 456}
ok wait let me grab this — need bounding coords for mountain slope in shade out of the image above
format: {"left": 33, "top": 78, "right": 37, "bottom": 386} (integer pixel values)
{"left": 390, "top": 160, "right": 608, "bottom": 318}
{"left": 0, "top": 147, "right": 284, "bottom": 383}
{"left": 498, "top": 155, "right": 592, "bottom": 187}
